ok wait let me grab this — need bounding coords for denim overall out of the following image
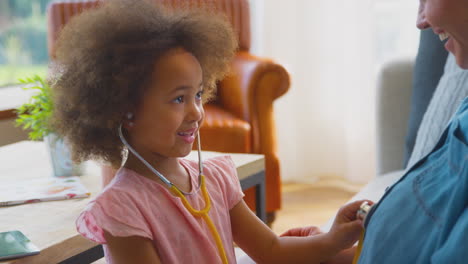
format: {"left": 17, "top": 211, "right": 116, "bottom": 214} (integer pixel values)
{"left": 358, "top": 97, "right": 468, "bottom": 263}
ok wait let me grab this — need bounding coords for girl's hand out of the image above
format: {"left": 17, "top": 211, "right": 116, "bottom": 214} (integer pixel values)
{"left": 280, "top": 226, "right": 323, "bottom": 237}
{"left": 328, "top": 199, "right": 373, "bottom": 250}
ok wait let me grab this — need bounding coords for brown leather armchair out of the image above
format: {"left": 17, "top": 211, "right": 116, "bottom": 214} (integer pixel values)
{"left": 47, "top": 0, "right": 290, "bottom": 219}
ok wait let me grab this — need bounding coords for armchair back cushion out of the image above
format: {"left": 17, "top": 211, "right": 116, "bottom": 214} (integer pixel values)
{"left": 404, "top": 29, "right": 448, "bottom": 166}
{"left": 406, "top": 54, "right": 468, "bottom": 168}
{"left": 47, "top": 0, "right": 250, "bottom": 58}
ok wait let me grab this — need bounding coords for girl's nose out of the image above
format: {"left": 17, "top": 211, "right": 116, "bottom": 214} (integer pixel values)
{"left": 187, "top": 101, "right": 204, "bottom": 122}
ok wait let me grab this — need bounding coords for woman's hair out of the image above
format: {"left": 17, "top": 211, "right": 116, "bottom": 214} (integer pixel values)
{"left": 51, "top": 0, "right": 237, "bottom": 167}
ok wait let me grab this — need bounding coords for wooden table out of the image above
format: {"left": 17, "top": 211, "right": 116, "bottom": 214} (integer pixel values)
{"left": 0, "top": 141, "right": 265, "bottom": 264}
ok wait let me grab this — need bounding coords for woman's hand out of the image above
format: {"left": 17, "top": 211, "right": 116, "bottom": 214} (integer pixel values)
{"left": 328, "top": 199, "right": 373, "bottom": 250}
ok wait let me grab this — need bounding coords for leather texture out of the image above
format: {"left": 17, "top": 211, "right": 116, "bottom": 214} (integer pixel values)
{"left": 47, "top": 0, "right": 250, "bottom": 57}
{"left": 47, "top": 0, "right": 290, "bottom": 213}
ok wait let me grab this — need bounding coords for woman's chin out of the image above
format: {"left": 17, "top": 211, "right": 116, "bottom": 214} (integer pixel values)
{"left": 448, "top": 39, "right": 468, "bottom": 69}
{"left": 454, "top": 51, "right": 468, "bottom": 69}
{"left": 445, "top": 37, "right": 454, "bottom": 54}
{"left": 459, "top": 60, "right": 468, "bottom": 70}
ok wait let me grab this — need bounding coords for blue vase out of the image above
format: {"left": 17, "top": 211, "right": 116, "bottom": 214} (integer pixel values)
{"left": 44, "top": 133, "right": 84, "bottom": 177}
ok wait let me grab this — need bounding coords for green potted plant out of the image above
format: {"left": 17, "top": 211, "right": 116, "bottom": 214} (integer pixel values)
{"left": 15, "top": 75, "right": 53, "bottom": 140}
{"left": 15, "top": 75, "right": 83, "bottom": 177}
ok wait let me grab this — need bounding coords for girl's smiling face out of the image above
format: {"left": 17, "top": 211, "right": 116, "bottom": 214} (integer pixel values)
{"left": 417, "top": 0, "right": 468, "bottom": 68}
{"left": 127, "top": 48, "right": 204, "bottom": 161}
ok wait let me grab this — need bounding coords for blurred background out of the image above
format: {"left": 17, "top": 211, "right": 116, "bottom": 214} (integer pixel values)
{"left": 0, "top": 0, "right": 50, "bottom": 85}
{"left": 0, "top": 0, "right": 420, "bottom": 184}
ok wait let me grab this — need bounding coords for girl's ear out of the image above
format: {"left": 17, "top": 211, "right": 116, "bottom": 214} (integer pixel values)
{"left": 123, "top": 112, "right": 135, "bottom": 129}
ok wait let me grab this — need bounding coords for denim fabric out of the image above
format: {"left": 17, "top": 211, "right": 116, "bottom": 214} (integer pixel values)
{"left": 359, "top": 97, "right": 468, "bottom": 264}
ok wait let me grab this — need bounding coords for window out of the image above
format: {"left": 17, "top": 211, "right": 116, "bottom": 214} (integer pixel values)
{"left": 372, "top": 0, "right": 420, "bottom": 66}
{"left": 0, "top": 0, "right": 54, "bottom": 87}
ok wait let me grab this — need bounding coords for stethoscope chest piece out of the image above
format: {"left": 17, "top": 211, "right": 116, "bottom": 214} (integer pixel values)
{"left": 356, "top": 201, "right": 372, "bottom": 222}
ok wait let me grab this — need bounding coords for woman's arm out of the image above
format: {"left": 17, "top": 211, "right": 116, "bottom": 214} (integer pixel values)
{"left": 103, "top": 230, "right": 161, "bottom": 264}
{"left": 230, "top": 200, "right": 365, "bottom": 264}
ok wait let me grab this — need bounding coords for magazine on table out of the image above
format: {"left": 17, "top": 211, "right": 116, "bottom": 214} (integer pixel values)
{"left": 0, "top": 176, "right": 90, "bottom": 207}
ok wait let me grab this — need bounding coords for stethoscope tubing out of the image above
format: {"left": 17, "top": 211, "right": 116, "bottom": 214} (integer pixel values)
{"left": 118, "top": 124, "right": 228, "bottom": 263}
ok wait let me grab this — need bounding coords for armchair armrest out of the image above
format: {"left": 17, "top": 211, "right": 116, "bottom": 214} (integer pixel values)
{"left": 216, "top": 51, "right": 290, "bottom": 212}
{"left": 217, "top": 51, "right": 290, "bottom": 154}
{"left": 376, "top": 58, "right": 414, "bottom": 176}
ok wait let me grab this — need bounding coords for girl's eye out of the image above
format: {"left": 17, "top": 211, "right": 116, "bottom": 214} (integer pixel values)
{"left": 173, "top": 96, "right": 184, "bottom": 103}
{"left": 196, "top": 90, "right": 204, "bottom": 100}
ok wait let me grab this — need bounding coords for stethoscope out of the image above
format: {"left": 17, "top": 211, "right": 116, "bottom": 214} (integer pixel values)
{"left": 118, "top": 124, "right": 228, "bottom": 264}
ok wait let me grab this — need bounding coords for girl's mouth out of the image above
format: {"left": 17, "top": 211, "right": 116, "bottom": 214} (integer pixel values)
{"left": 177, "top": 129, "right": 197, "bottom": 143}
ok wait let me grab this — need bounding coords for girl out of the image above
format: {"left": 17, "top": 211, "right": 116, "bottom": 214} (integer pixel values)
{"left": 51, "top": 1, "right": 366, "bottom": 263}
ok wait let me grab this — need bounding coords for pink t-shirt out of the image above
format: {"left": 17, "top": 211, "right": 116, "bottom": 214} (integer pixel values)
{"left": 76, "top": 156, "right": 244, "bottom": 263}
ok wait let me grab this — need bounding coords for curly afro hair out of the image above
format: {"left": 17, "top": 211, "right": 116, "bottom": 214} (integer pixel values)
{"left": 50, "top": 0, "right": 238, "bottom": 168}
